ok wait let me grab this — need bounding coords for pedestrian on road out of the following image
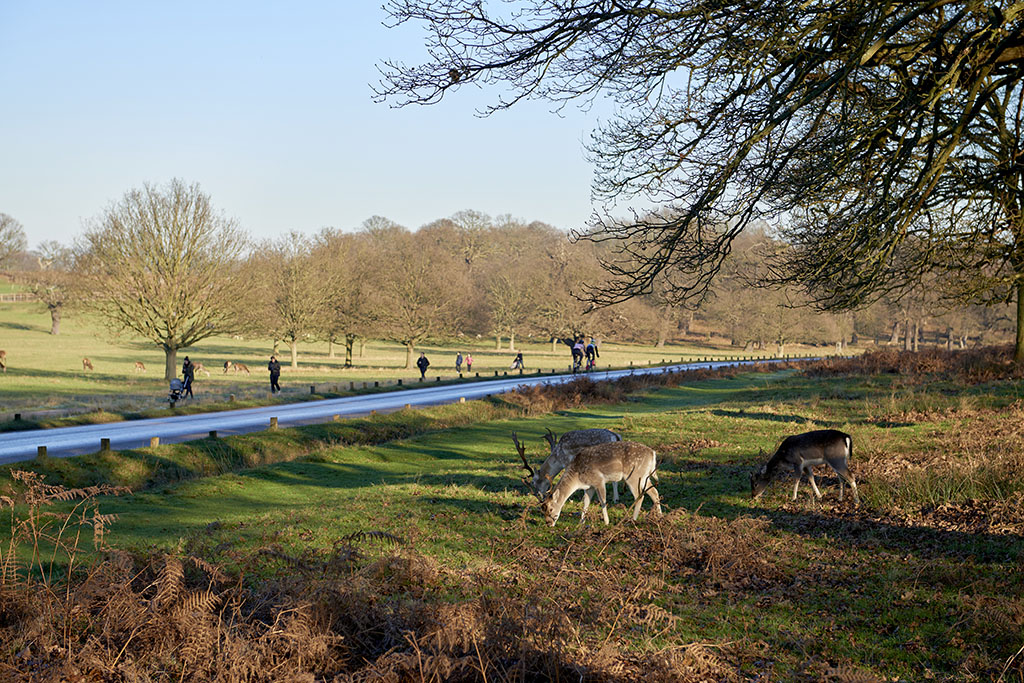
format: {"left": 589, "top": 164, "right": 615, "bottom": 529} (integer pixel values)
{"left": 455, "top": 352, "right": 463, "bottom": 373}
{"left": 181, "top": 356, "right": 195, "bottom": 398}
{"left": 417, "top": 352, "right": 430, "bottom": 379}
{"left": 465, "top": 353, "right": 473, "bottom": 372}
{"left": 268, "top": 355, "right": 281, "bottom": 393}
{"left": 585, "top": 338, "right": 599, "bottom": 371}
{"left": 571, "top": 338, "right": 585, "bottom": 372}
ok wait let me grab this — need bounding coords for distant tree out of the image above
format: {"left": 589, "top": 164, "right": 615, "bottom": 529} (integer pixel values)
{"left": 80, "top": 180, "right": 246, "bottom": 380}
{"left": 19, "top": 240, "right": 79, "bottom": 335}
{"left": 365, "top": 227, "right": 468, "bottom": 369}
{"left": 243, "top": 232, "right": 336, "bottom": 369}
{"left": 0, "top": 213, "right": 27, "bottom": 270}
{"left": 312, "top": 229, "right": 373, "bottom": 367}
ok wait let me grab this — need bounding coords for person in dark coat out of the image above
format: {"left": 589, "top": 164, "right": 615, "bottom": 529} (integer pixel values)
{"left": 585, "top": 338, "right": 599, "bottom": 371}
{"left": 268, "top": 355, "right": 281, "bottom": 393}
{"left": 181, "top": 356, "right": 195, "bottom": 398}
{"left": 416, "top": 352, "right": 430, "bottom": 379}
{"left": 511, "top": 351, "right": 524, "bottom": 370}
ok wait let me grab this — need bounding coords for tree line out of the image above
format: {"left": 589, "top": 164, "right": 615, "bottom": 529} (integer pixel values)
{"left": 0, "top": 180, "right": 1013, "bottom": 381}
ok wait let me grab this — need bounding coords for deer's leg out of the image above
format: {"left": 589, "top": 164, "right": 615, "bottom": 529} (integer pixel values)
{"left": 805, "top": 467, "right": 823, "bottom": 499}
{"left": 579, "top": 488, "right": 593, "bottom": 522}
{"left": 635, "top": 475, "right": 661, "bottom": 519}
{"left": 595, "top": 485, "right": 610, "bottom": 524}
{"left": 791, "top": 465, "right": 802, "bottom": 500}
{"left": 831, "top": 462, "right": 859, "bottom": 504}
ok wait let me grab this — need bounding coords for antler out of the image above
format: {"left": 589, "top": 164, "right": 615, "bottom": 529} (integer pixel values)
{"left": 543, "top": 427, "right": 557, "bottom": 449}
{"left": 512, "top": 432, "right": 543, "bottom": 500}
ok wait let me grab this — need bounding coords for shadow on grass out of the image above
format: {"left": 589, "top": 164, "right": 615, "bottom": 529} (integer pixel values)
{"left": 710, "top": 409, "right": 816, "bottom": 426}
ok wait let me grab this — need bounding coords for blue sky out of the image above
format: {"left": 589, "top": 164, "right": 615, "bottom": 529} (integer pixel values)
{"left": 0, "top": 2, "right": 606, "bottom": 248}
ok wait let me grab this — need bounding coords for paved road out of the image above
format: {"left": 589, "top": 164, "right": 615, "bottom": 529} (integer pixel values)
{"left": 0, "top": 358, "right": 803, "bottom": 464}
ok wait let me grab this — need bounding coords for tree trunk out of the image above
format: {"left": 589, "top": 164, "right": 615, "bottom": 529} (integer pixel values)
{"left": 272, "top": 340, "right": 280, "bottom": 355}
{"left": 405, "top": 341, "right": 414, "bottom": 369}
{"left": 328, "top": 338, "right": 335, "bottom": 359}
{"left": 903, "top": 318, "right": 912, "bottom": 351}
{"left": 912, "top": 320, "right": 920, "bottom": 352}
{"left": 345, "top": 334, "right": 356, "bottom": 368}
{"left": 777, "top": 342, "right": 784, "bottom": 357}
{"left": 551, "top": 337, "right": 558, "bottom": 353}
{"left": 1016, "top": 281, "right": 1024, "bottom": 363}
{"left": 495, "top": 334, "right": 501, "bottom": 349}
{"left": 164, "top": 345, "right": 178, "bottom": 382}
{"left": 509, "top": 331, "right": 516, "bottom": 351}
{"left": 359, "top": 340, "right": 365, "bottom": 357}
{"left": 888, "top": 322, "right": 900, "bottom": 345}
{"left": 49, "top": 304, "right": 61, "bottom": 335}
{"left": 290, "top": 340, "right": 298, "bottom": 369}
{"left": 945, "top": 326, "right": 953, "bottom": 351}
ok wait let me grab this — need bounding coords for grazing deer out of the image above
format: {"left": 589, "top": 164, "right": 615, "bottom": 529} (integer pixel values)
{"left": 193, "top": 362, "right": 210, "bottom": 377}
{"left": 82, "top": 357, "right": 94, "bottom": 371}
{"left": 223, "top": 361, "right": 251, "bottom": 375}
{"left": 750, "top": 429, "right": 859, "bottom": 504}
{"left": 0, "top": 349, "right": 6, "bottom": 373}
{"left": 134, "top": 361, "right": 146, "bottom": 373}
{"left": 517, "top": 428, "right": 622, "bottom": 501}
{"left": 540, "top": 441, "right": 662, "bottom": 526}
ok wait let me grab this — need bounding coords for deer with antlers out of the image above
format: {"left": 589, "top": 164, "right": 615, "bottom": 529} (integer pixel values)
{"left": 540, "top": 440, "right": 662, "bottom": 526}
{"left": 514, "top": 428, "right": 623, "bottom": 502}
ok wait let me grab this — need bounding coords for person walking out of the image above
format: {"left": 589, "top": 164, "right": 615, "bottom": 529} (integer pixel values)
{"left": 416, "top": 352, "right": 430, "bottom": 379}
{"left": 455, "top": 352, "right": 463, "bottom": 374}
{"left": 268, "top": 355, "right": 281, "bottom": 393}
{"left": 181, "top": 356, "right": 195, "bottom": 398}
{"left": 465, "top": 353, "right": 473, "bottom": 372}
{"left": 511, "top": 351, "right": 524, "bottom": 371}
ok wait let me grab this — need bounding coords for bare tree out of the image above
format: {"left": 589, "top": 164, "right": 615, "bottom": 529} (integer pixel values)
{"left": 80, "top": 180, "right": 246, "bottom": 380}
{"left": 19, "top": 240, "right": 79, "bottom": 335}
{"left": 0, "top": 213, "right": 27, "bottom": 270}
{"left": 365, "top": 226, "right": 468, "bottom": 369}
{"left": 312, "top": 229, "right": 373, "bottom": 367}
{"left": 243, "top": 232, "right": 337, "bottom": 369}
{"left": 378, "top": 1, "right": 1024, "bottom": 359}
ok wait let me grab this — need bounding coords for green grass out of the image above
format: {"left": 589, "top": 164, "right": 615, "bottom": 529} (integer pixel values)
{"left": 4, "top": 368, "right": 1022, "bottom": 679}
{"left": 0, "top": 302, "right": 849, "bottom": 418}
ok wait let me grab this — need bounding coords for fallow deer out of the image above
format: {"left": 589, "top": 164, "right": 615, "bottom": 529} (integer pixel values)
{"left": 134, "top": 361, "right": 146, "bottom": 373}
{"left": 750, "top": 429, "right": 859, "bottom": 504}
{"left": 223, "top": 361, "right": 251, "bottom": 375}
{"left": 539, "top": 428, "right": 622, "bottom": 501}
{"left": 193, "top": 362, "right": 211, "bottom": 377}
{"left": 0, "top": 349, "right": 6, "bottom": 373}
{"left": 82, "top": 357, "right": 94, "bottom": 371}
{"left": 540, "top": 440, "right": 662, "bottom": 526}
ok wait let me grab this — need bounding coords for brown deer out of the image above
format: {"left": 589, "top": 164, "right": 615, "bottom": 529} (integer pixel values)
{"left": 539, "top": 440, "right": 662, "bottom": 526}
{"left": 0, "top": 349, "right": 6, "bottom": 372}
{"left": 193, "top": 362, "right": 211, "bottom": 377}
{"left": 223, "top": 361, "right": 251, "bottom": 375}
{"left": 516, "top": 428, "right": 623, "bottom": 502}
{"left": 82, "top": 357, "right": 94, "bottom": 371}
{"left": 134, "top": 361, "right": 146, "bottom": 373}
{"left": 750, "top": 429, "right": 859, "bottom": 504}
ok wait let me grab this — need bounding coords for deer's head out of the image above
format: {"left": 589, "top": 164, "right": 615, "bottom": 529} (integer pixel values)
{"left": 750, "top": 448, "right": 770, "bottom": 499}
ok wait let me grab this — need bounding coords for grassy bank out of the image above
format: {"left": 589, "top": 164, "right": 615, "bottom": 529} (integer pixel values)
{"left": 0, "top": 357, "right": 1022, "bottom": 680}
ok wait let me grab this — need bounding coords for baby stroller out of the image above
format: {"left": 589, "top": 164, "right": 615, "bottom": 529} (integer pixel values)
{"left": 168, "top": 378, "right": 185, "bottom": 403}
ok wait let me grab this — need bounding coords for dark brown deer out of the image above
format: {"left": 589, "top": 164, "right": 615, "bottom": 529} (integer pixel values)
{"left": 82, "top": 357, "right": 94, "bottom": 371}
{"left": 540, "top": 441, "right": 662, "bottom": 526}
{"left": 750, "top": 429, "right": 859, "bottom": 503}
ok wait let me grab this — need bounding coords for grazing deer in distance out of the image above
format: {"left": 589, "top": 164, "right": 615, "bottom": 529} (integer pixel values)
{"left": 193, "top": 362, "right": 210, "bottom": 377}
{"left": 530, "top": 428, "right": 623, "bottom": 501}
{"left": 223, "top": 361, "right": 250, "bottom": 375}
{"left": 134, "top": 361, "right": 146, "bottom": 373}
{"left": 82, "top": 357, "right": 94, "bottom": 371}
{"left": 540, "top": 440, "right": 662, "bottom": 526}
{"left": 0, "top": 349, "right": 6, "bottom": 373}
{"left": 750, "top": 429, "right": 859, "bottom": 504}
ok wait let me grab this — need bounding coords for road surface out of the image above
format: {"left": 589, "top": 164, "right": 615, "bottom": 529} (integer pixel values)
{"left": 0, "top": 358, "right": 803, "bottom": 464}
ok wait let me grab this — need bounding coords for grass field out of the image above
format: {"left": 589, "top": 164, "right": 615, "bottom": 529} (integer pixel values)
{"left": 1, "top": 359, "right": 1022, "bottom": 680}
{"left": 0, "top": 302, "right": 847, "bottom": 419}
